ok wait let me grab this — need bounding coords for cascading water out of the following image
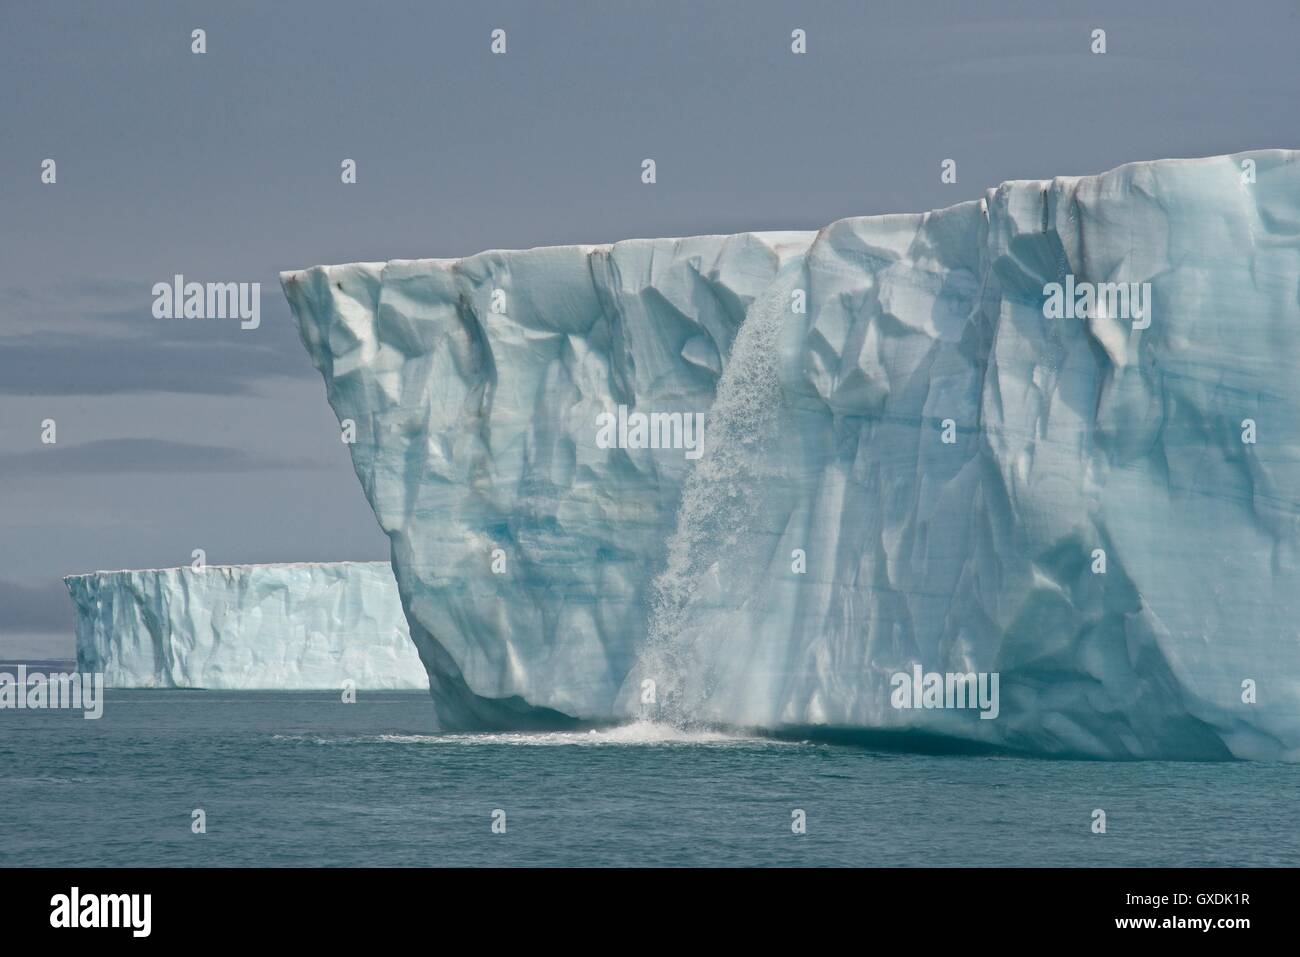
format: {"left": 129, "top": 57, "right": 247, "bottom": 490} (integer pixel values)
{"left": 633, "top": 270, "right": 803, "bottom": 726}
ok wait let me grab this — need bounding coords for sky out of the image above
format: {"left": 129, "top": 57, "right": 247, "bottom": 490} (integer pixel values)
{"left": 2, "top": 0, "right": 1298, "bottom": 657}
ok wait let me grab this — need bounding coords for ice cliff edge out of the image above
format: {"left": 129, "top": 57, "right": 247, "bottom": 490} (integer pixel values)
{"left": 283, "top": 150, "right": 1300, "bottom": 759}
{"left": 65, "top": 562, "right": 427, "bottom": 689}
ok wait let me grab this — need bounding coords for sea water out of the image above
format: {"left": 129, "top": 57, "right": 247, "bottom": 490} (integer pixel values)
{"left": 1, "top": 685, "right": 1297, "bottom": 867}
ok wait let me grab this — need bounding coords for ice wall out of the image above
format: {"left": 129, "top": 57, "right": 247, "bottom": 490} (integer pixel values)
{"left": 283, "top": 151, "right": 1300, "bottom": 758}
{"left": 64, "top": 562, "right": 427, "bottom": 690}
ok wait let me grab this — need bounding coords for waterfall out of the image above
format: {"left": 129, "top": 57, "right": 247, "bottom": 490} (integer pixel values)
{"left": 637, "top": 276, "right": 797, "bottom": 725}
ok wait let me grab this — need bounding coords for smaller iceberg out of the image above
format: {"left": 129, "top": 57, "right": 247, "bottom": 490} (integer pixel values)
{"left": 64, "top": 562, "right": 426, "bottom": 690}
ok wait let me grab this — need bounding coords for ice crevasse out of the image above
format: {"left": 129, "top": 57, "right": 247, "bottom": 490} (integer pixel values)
{"left": 65, "top": 562, "right": 427, "bottom": 690}
{"left": 282, "top": 150, "right": 1300, "bottom": 759}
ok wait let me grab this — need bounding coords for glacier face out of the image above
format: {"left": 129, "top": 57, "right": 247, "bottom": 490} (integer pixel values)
{"left": 65, "top": 562, "right": 427, "bottom": 690}
{"left": 284, "top": 150, "right": 1300, "bottom": 759}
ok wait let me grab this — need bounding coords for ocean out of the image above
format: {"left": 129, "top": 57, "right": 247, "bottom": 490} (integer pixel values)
{"left": 2, "top": 686, "right": 1297, "bottom": 867}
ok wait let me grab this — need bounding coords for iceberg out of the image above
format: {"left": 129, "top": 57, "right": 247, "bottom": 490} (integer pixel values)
{"left": 283, "top": 150, "right": 1300, "bottom": 759}
{"left": 64, "top": 562, "right": 426, "bottom": 690}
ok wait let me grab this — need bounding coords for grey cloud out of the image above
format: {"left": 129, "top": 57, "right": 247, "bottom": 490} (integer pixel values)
{"left": 0, "top": 438, "right": 322, "bottom": 474}
{"left": 0, "top": 578, "right": 74, "bottom": 632}
{"left": 0, "top": 273, "right": 315, "bottom": 396}
{"left": 0, "top": 325, "right": 315, "bottom": 396}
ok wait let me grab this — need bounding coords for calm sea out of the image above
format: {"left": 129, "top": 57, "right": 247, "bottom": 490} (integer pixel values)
{"left": 2, "top": 684, "right": 1297, "bottom": 867}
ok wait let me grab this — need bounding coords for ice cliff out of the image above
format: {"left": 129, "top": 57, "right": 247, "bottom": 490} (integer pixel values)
{"left": 283, "top": 150, "right": 1300, "bottom": 759}
{"left": 64, "top": 562, "right": 426, "bottom": 689}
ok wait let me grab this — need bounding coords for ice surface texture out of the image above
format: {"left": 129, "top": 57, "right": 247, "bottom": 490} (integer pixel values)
{"left": 64, "top": 562, "right": 427, "bottom": 690}
{"left": 283, "top": 151, "right": 1300, "bottom": 758}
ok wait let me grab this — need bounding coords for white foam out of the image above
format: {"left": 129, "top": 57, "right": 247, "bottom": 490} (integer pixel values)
{"left": 273, "top": 721, "right": 790, "bottom": 748}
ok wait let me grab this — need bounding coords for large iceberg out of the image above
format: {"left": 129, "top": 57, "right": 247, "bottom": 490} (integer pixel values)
{"left": 65, "top": 562, "right": 426, "bottom": 689}
{"left": 283, "top": 150, "right": 1300, "bottom": 759}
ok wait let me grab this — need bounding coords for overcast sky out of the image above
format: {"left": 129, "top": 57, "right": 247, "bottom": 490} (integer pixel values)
{"left": 2, "top": 0, "right": 1298, "bottom": 657}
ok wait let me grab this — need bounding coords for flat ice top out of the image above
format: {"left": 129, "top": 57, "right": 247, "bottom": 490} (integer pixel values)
{"left": 280, "top": 150, "right": 1297, "bottom": 276}
{"left": 63, "top": 560, "right": 390, "bottom": 581}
